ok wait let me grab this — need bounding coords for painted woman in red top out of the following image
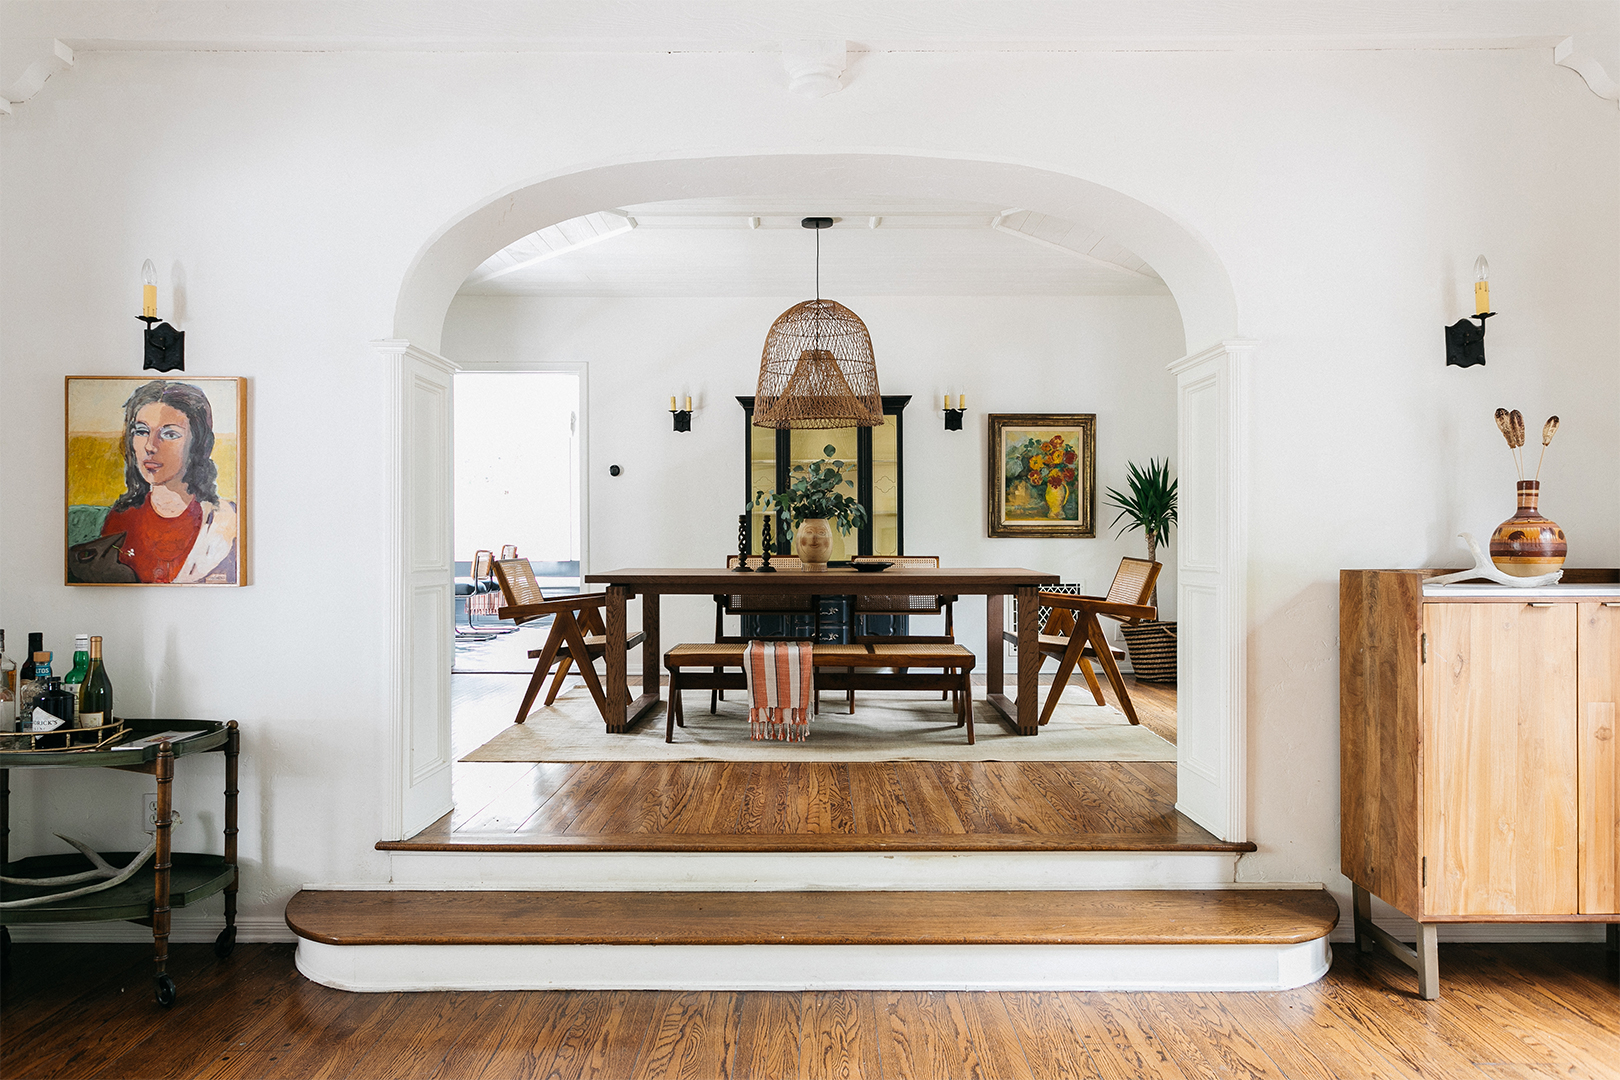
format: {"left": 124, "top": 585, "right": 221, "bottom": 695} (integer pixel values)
{"left": 100, "top": 380, "right": 238, "bottom": 584}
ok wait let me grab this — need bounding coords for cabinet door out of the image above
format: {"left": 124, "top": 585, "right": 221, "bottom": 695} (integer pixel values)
{"left": 1422, "top": 602, "right": 1579, "bottom": 916}
{"left": 1578, "top": 601, "right": 1620, "bottom": 914}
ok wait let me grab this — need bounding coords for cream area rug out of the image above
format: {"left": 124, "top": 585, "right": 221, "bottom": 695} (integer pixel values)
{"left": 463, "top": 688, "right": 1174, "bottom": 763}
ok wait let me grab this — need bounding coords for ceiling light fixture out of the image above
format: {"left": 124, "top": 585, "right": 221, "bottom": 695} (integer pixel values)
{"left": 753, "top": 218, "right": 883, "bottom": 430}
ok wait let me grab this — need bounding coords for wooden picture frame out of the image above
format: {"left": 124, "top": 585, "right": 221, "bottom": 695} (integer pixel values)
{"left": 987, "top": 413, "right": 1096, "bottom": 538}
{"left": 65, "top": 376, "right": 247, "bottom": 586}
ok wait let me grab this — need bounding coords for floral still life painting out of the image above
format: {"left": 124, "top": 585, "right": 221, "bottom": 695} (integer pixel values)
{"left": 988, "top": 414, "right": 1096, "bottom": 538}
{"left": 65, "top": 376, "right": 246, "bottom": 586}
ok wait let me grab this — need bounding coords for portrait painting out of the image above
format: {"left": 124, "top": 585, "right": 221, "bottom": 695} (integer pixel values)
{"left": 65, "top": 376, "right": 246, "bottom": 586}
{"left": 987, "top": 413, "right": 1096, "bottom": 538}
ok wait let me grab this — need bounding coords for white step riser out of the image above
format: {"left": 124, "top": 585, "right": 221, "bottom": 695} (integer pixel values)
{"left": 385, "top": 850, "right": 1239, "bottom": 891}
{"left": 296, "top": 939, "right": 1332, "bottom": 993}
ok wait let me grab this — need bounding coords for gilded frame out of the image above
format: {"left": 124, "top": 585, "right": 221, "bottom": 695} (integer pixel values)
{"left": 987, "top": 413, "right": 1096, "bottom": 538}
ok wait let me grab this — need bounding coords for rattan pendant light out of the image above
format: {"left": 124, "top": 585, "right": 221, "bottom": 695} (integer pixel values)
{"left": 753, "top": 217, "right": 883, "bottom": 429}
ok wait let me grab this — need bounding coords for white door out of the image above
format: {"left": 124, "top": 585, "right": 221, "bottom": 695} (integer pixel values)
{"left": 1169, "top": 341, "right": 1253, "bottom": 842}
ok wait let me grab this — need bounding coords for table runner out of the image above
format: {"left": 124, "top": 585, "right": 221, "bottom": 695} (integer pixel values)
{"left": 744, "top": 639, "right": 815, "bottom": 741}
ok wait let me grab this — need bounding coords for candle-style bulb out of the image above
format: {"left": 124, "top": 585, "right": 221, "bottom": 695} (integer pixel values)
{"left": 1473, "top": 255, "right": 1489, "bottom": 283}
{"left": 141, "top": 259, "right": 158, "bottom": 318}
{"left": 685, "top": 395, "right": 693, "bottom": 411}
{"left": 1473, "top": 255, "right": 1491, "bottom": 314}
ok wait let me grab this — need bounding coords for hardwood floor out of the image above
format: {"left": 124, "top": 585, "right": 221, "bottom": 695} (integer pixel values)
{"left": 401, "top": 673, "right": 1206, "bottom": 853}
{"left": 3, "top": 941, "right": 1614, "bottom": 1079}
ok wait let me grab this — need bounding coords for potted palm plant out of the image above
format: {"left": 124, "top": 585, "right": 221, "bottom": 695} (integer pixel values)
{"left": 1104, "top": 458, "right": 1178, "bottom": 682}
{"left": 754, "top": 444, "right": 869, "bottom": 571}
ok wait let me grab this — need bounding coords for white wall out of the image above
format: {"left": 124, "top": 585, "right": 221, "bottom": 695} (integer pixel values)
{"left": 443, "top": 293, "right": 1185, "bottom": 655}
{"left": 0, "top": 41, "right": 1614, "bottom": 930}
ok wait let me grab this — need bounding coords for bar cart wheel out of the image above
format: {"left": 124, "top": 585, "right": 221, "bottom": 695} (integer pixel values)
{"left": 214, "top": 924, "right": 237, "bottom": 958}
{"left": 154, "top": 972, "right": 176, "bottom": 1007}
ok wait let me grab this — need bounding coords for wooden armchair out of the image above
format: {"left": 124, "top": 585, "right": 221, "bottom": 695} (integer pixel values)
{"left": 1007, "top": 557, "right": 1161, "bottom": 726}
{"left": 493, "top": 558, "right": 645, "bottom": 725}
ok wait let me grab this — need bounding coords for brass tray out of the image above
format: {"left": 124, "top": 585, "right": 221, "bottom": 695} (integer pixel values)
{"left": 0, "top": 720, "right": 127, "bottom": 754}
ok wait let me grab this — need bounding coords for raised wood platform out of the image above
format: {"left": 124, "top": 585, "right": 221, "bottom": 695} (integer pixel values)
{"left": 286, "top": 887, "right": 1339, "bottom": 992}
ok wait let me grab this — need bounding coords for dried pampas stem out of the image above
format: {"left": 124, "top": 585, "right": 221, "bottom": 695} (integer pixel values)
{"left": 1535, "top": 415, "right": 1560, "bottom": 480}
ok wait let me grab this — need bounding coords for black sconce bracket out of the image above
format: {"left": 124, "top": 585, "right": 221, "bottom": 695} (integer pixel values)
{"left": 671, "top": 409, "right": 692, "bottom": 432}
{"left": 1444, "top": 311, "right": 1494, "bottom": 368}
{"left": 138, "top": 316, "right": 185, "bottom": 372}
{"left": 944, "top": 408, "right": 965, "bottom": 431}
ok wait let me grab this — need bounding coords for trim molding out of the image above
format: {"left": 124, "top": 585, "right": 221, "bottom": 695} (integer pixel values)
{"left": 2, "top": 39, "right": 73, "bottom": 116}
{"left": 1555, "top": 36, "right": 1620, "bottom": 106}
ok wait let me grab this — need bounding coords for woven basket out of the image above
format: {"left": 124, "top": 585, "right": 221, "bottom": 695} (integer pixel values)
{"left": 1120, "top": 620, "right": 1177, "bottom": 683}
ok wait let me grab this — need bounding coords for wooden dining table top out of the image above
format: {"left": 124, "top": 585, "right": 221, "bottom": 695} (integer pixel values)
{"left": 584, "top": 566, "right": 1060, "bottom": 591}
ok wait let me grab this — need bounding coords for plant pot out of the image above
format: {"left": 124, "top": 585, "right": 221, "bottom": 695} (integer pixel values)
{"left": 796, "top": 518, "right": 833, "bottom": 570}
{"left": 1120, "top": 620, "right": 1177, "bottom": 683}
{"left": 1489, "top": 480, "right": 1566, "bottom": 577}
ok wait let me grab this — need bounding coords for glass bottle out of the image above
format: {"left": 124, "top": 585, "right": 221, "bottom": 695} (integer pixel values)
{"left": 78, "top": 636, "right": 113, "bottom": 729}
{"left": 62, "top": 633, "right": 90, "bottom": 702}
{"left": 33, "top": 671, "right": 74, "bottom": 730}
{"left": 0, "top": 631, "right": 15, "bottom": 731}
{"left": 19, "top": 648, "right": 51, "bottom": 727}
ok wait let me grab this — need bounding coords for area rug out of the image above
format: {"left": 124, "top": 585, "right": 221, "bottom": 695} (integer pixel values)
{"left": 462, "top": 688, "right": 1174, "bottom": 763}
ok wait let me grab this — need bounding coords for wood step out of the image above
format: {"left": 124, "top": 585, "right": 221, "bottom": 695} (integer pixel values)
{"left": 286, "top": 888, "right": 1339, "bottom": 992}
{"left": 287, "top": 888, "right": 1337, "bottom": 947}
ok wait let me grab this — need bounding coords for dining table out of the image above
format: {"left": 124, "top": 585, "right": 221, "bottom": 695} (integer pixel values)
{"left": 582, "top": 565, "right": 1061, "bottom": 736}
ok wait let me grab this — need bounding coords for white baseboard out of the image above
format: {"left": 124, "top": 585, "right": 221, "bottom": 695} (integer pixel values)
{"left": 295, "top": 938, "right": 1331, "bottom": 993}
{"left": 384, "top": 849, "right": 1239, "bottom": 891}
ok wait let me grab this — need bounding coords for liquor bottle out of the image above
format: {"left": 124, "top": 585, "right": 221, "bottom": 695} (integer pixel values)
{"left": 62, "top": 634, "right": 90, "bottom": 702}
{"left": 78, "top": 636, "right": 113, "bottom": 729}
{"left": 18, "top": 648, "right": 50, "bottom": 727}
{"left": 0, "top": 630, "right": 15, "bottom": 731}
{"left": 33, "top": 673, "right": 75, "bottom": 730}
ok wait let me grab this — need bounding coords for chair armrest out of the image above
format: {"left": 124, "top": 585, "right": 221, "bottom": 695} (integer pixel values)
{"left": 498, "top": 592, "right": 609, "bottom": 622}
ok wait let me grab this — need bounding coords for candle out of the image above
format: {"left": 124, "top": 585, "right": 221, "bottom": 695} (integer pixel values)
{"left": 1473, "top": 255, "right": 1490, "bottom": 314}
{"left": 944, "top": 394, "right": 953, "bottom": 411}
{"left": 670, "top": 396, "right": 677, "bottom": 411}
{"left": 141, "top": 259, "right": 157, "bottom": 318}
{"left": 958, "top": 393, "right": 966, "bottom": 410}
{"left": 685, "top": 395, "right": 693, "bottom": 411}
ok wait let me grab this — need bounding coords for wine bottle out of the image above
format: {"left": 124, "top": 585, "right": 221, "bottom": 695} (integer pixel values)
{"left": 19, "top": 648, "right": 50, "bottom": 727}
{"left": 78, "top": 636, "right": 113, "bottom": 729}
{"left": 0, "top": 630, "right": 15, "bottom": 731}
{"left": 62, "top": 633, "right": 90, "bottom": 702}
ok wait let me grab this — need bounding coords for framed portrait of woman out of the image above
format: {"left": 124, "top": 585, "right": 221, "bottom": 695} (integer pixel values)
{"left": 987, "top": 413, "right": 1096, "bottom": 538}
{"left": 65, "top": 376, "right": 247, "bottom": 586}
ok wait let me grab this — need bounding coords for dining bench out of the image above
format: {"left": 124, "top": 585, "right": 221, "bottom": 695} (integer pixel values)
{"left": 663, "top": 641, "right": 974, "bottom": 744}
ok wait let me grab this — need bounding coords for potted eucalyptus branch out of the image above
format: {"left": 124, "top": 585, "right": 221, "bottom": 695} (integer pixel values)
{"left": 754, "top": 444, "right": 869, "bottom": 571}
{"left": 1104, "top": 458, "right": 1178, "bottom": 682}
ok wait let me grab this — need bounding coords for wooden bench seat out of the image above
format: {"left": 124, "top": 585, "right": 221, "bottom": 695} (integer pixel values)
{"left": 664, "top": 642, "right": 974, "bottom": 744}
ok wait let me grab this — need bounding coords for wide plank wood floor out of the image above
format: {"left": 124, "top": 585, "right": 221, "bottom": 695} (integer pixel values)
{"left": 395, "top": 674, "right": 1218, "bottom": 853}
{"left": 4, "top": 941, "right": 1615, "bottom": 1079}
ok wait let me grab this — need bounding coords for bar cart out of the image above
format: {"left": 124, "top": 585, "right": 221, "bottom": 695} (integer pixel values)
{"left": 1, "top": 719, "right": 239, "bottom": 1006}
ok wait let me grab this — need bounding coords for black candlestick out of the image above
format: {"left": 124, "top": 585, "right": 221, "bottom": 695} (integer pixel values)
{"left": 734, "top": 514, "right": 753, "bottom": 571}
{"left": 759, "top": 514, "right": 776, "bottom": 572}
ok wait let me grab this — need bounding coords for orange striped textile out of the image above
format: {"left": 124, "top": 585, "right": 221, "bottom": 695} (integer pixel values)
{"left": 743, "top": 639, "right": 815, "bottom": 741}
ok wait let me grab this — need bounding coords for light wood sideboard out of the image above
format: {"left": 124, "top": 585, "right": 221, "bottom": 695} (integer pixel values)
{"left": 1339, "top": 568, "right": 1620, "bottom": 998}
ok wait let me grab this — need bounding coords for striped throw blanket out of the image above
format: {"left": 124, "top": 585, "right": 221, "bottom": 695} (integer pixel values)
{"left": 743, "top": 639, "right": 815, "bottom": 741}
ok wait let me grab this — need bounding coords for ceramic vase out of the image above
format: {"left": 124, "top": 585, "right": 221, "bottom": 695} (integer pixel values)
{"left": 796, "top": 518, "right": 833, "bottom": 570}
{"left": 1489, "top": 480, "right": 1567, "bottom": 577}
{"left": 1045, "top": 482, "right": 1069, "bottom": 519}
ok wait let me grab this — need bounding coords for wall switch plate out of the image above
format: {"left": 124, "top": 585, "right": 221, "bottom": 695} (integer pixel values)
{"left": 143, "top": 793, "right": 160, "bottom": 833}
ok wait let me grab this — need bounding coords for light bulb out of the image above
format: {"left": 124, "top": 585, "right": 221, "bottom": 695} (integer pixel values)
{"left": 1473, "top": 255, "right": 1491, "bottom": 315}
{"left": 141, "top": 260, "right": 158, "bottom": 286}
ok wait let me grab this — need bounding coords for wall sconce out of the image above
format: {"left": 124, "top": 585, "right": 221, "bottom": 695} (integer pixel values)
{"left": 137, "top": 260, "right": 185, "bottom": 372}
{"left": 943, "top": 393, "right": 966, "bottom": 431}
{"left": 1445, "top": 255, "right": 1494, "bottom": 368}
{"left": 669, "top": 394, "right": 693, "bottom": 432}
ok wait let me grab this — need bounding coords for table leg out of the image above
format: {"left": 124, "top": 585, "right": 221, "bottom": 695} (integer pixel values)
{"left": 216, "top": 722, "right": 239, "bottom": 958}
{"left": 986, "top": 593, "right": 1004, "bottom": 698}
{"left": 985, "top": 587, "right": 1040, "bottom": 735}
{"left": 153, "top": 742, "right": 175, "bottom": 1005}
{"left": 641, "top": 591, "right": 661, "bottom": 700}
{"left": 605, "top": 586, "right": 629, "bottom": 733}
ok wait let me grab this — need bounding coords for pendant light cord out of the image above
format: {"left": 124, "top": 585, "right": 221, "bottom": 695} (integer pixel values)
{"left": 815, "top": 225, "right": 821, "bottom": 302}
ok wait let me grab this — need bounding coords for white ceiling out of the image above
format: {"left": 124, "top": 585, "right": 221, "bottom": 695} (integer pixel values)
{"left": 458, "top": 198, "right": 1168, "bottom": 298}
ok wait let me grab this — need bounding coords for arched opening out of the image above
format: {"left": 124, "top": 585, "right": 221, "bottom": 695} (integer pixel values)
{"left": 380, "top": 153, "right": 1249, "bottom": 844}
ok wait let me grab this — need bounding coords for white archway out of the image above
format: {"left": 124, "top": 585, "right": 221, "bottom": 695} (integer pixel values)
{"left": 382, "top": 152, "right": 1251, "bottom": 843}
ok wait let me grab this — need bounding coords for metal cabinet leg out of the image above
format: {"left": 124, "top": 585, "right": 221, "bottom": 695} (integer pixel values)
{"left": 153, "top": 742, "right": 175, "bottom": 1006}
{"left": 1606, "top": 923, "right": 1618, "bottom": 954}
{"left": 1352, "top": 883, "right": 1374, "bottom": 953}
{"left": 215, "top": 722, "right": 239, "bottom": 959}
{"left": 1415, "top": 921, "right": 1440, "bottom": 1000}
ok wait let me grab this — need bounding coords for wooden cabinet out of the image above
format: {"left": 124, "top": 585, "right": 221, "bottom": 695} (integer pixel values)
{"left": 1340, "top": 569, "right": 1619, "bottom": 997}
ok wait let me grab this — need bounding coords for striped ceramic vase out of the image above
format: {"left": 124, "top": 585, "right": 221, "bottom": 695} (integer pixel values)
{"left": 1489, "top": 480, "right": 1567, "bottom": 577}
